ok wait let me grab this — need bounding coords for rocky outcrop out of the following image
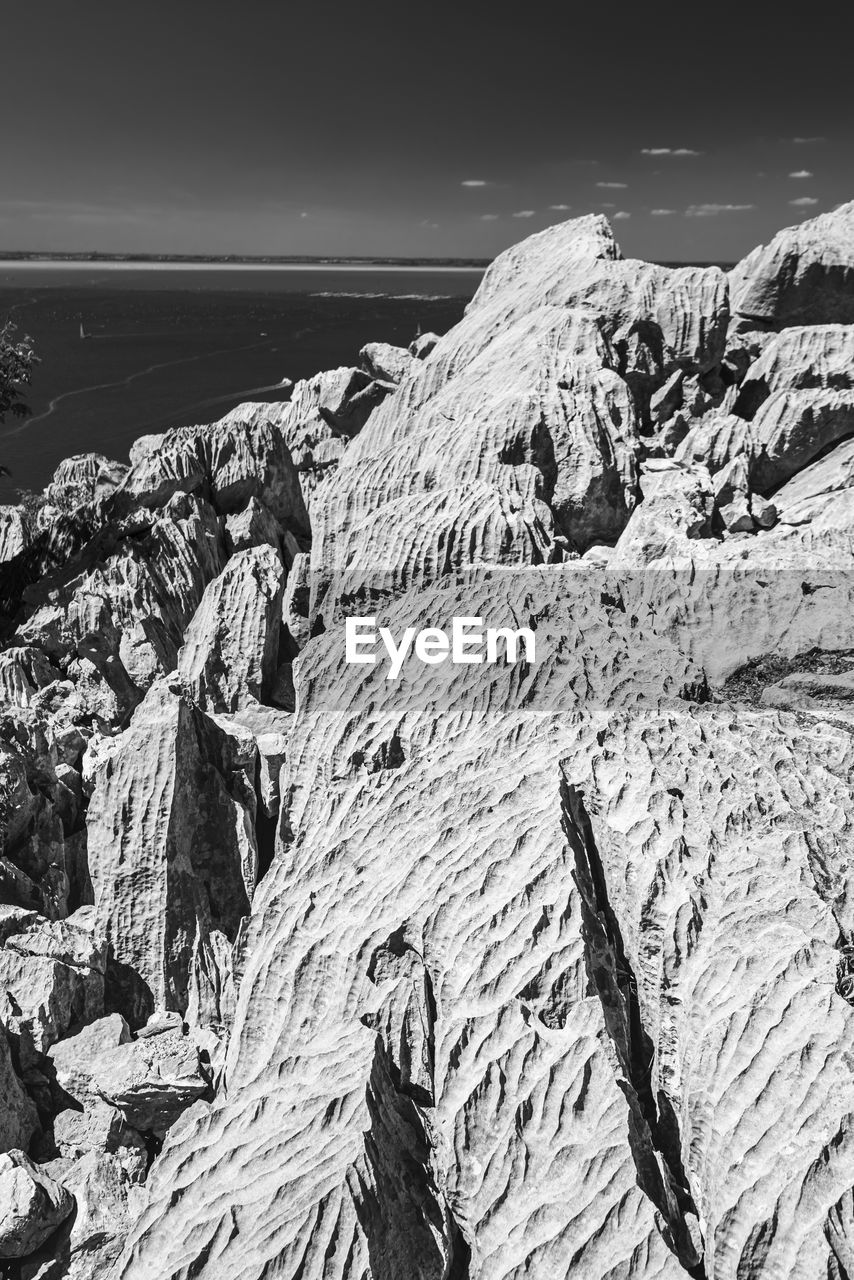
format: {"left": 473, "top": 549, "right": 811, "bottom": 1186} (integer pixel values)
{"left": 730, "top": 199, "right": 854, "bottom": 328}
{"left": 86, "top": 681, "right": 256, "bottom": 1026}
{"left": 3, "top": 203, "right": 854, "bottom": 1280}
{"left": 0, "top": 1148, "right": 73, "bottom": 1258}
{"left": 177, "top": 544, "right": 285, "bottom": 713}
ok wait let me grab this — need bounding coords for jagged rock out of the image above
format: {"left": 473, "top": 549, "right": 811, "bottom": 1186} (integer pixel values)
{"left": 0, "top": 908, "right": 106, "bottom": 1065}
{"left": 773, "top": 437, "right": 854, "bottom": 526}
{"left": 177, "top": 545, "right": 285, "bottom": 714}
{"left": 749, "top": 388, "right": 854, "bottom": 492}
{"left": 0, "top": 1024, "right": 38, "bottom": 1154}
{"left": 733, "top": 323, "right": 854, "bottom": 419}
{"left": 115, "top": 414, "right": 309, "bottom": 536}
{"left": 674, "top": 411, "right": 754, "bottom": 475}
{"left": 0, "top": 1149, "right": 73, "bottom": 1258}
{"left": 86, "top": 681, "right": 255, "bottom": 1026}
{"left": 712, "top": 452, "right": 750, "bottom": 507}
{"left": 225, "top": 496, "right": 283, "bottom": 556}
{"left": 718, "top": 497, "right": 754, "bottom": 532}
{"left": 17, "top": 492, "right": 229, "bottom": 695}
{"left": 0, "top": 648, "right": 62, "bottom": 708}
{"left": 18, "top": 1146, "right": 148, "bottom": 1279}
{"left": 360, "top": 341, "right": 416, "bottom": 384}
{"left": 88, "top": 1026, "right": 209, "bottom": 1137}
{"left": 46, "top": 454, "right": 128, "bottom": 508}
{"left": 610, "top": 465, "right": 715, "bottom": 567}
{"left": 49, "top": 1014, "right": 132, "bottom": 1103}
{"left": 649, "top": 368, "right": 684, "bottom": 424}
{"left": 408, "top": 331, "right": 440, "bottom": 359}
{"left": 0, "top": 507, "right": 29, "bottom": 564}
{"left": 730, "top": 199, "right": 854, "bottom": 328}
{"left": 751, "top": 493, "right": 778, "bottom": 528}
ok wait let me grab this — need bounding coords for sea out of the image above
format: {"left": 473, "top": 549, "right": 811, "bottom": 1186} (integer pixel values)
{"left": 0, "top": 263, "right": 484, "bottom": 501}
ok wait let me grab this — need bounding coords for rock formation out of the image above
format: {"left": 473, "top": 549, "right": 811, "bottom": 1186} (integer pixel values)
{"left": 1, "top": 200, "right": 854, "bottom": 1278}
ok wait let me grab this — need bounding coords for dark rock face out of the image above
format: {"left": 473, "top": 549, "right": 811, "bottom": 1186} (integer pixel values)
{"left": 1, "top": 205, "right": 854, "bottom": 1279}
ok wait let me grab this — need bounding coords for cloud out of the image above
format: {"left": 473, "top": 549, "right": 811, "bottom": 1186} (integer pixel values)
{"left": 549, "top": 203, "right": 571, "bottom": 211}
{"left": 792, "top": 136, "right": 825, "bottom": 144}
{"left": 789, "top": 170, "right": 813, "bottom": 178}
{"left": 596, "top": 181, "right": 628, "bottom": 189}
{"left": 480, "top": 213, "right": 499, "bottom": 221}
{"left": 512, "top": 210, "right": 536, "bottom": 218}
{"left": 598, "top": 202, "right": 616, "bottom": 208}
{"left": 613, "top": 211, "right": 631, "bottom": 220}
{"left": 685, "top": 203, "right": 755, "bottom": 217}
{"left": 641, "top": 147, "right": 702, "bottom": 157}
{"left": 300, "top": 211, "right": 308, "bottom": 218}
{"left": 790, "top": 196, "right": 818, "bottom": 206}
{"left": 420, "top": 219, "right": 439, "bottom": 229}
{"left": 461, "top": 179, "right": 489, "bottom": 187}
{"left": 651, "top": 208, "right": 677, "bottom": 216}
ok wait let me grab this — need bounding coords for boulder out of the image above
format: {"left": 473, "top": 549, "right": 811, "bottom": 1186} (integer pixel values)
{"left": 749, "top": 389, "right": 854, "bottom": 492}
{"left": 408, "top": 331, "right": 440, "bottom": 359}
{"left": 90, "top": 1026, "right": 209, "bottom": 1137}
{"left": 733, "top": 324, "right": 854, "bottom": 419}
{"left": 49, "top": 1014, "right": 132, "bottom": 1104}
{"left": 772, "top": 437, "right": 854, "bottom": 526}
{"left": 360, "top": 341, "right": 416, "bottom": 384}
{"left": 0, "top": 506, "right": 29, "bottom": 564}
{"left": 0, "top": 1149, "right": 73, "bottom": 1258}
{"left": 729, "top": 200, "right": 854, "bottom": 328}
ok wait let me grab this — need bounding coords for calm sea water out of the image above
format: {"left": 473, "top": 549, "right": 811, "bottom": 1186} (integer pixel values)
{"left": 0, "top": 263, "right": 483, "bottom": 500}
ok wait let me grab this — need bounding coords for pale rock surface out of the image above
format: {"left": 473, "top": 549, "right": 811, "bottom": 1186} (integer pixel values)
{"left": 115, "top": 414, "right": 309, "bottom": 536}
{"left": 46, "top": 454, "right": 128, "bottom": 508}
{"left": 89, "top": 1026, "right": 210, "bottom": 1137}
{"left": 177, "top": 544, "right": 285, "bottom": 713}
{"left": 773, "top": 437, "right": 854, "bottom": 526}
{"left": 749, "top": 388, "right": 854, "bottom": 492}
{"left": 0, "top": 647, "right": 62, "bottom": 708}
{"left": 0, "top": 1149, "right": 73, "bottom": 1258}
{"left": 86, "top": 681, "right": 256, "bottom": 1026}
{"left": 49, "top": 1014, "right": 132, "bottom": 1103}
{"left": 733, "top": 323, "right": 854, "bottom": 419}
{"left": 0, "top": 1023, "right": 39, "bottom": 1154}
{"left": 0, "top": 506, "right": 29, "bottom": 563}
{"left": 360, "top": 341, "right": 416, "bottom": 384}
{"left": 729, "top": 199, "right": 854, "bottom": 327}
{"left": 409, "top": 331, "right": 440, "bottom": 359}
{"left": 0, "top": 908, "right": 106, "bottom": 1064}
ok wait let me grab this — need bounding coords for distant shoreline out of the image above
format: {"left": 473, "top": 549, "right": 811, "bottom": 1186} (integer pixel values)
{"left": 0, "top": 252, "right": 490, "bottom": 270}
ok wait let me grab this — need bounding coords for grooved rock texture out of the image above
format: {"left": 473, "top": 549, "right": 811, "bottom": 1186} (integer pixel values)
{"left": 2, "top": 205, "right": 854, "bottom": 1280}
{"left": 730, "top": 200, "right": 854, "bottom": 328}
{"left": 86, "top": 681, "right": 256, "bottom": 1026}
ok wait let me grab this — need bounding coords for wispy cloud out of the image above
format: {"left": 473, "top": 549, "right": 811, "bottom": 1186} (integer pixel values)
{"left": 420, "top": 219, "right": 439, "bottom": 229}
{"left": 651, "top": 208, "right": 677, "bottom": 216}
{"left": 512, "top": 210, "right": 536, "bottom": 218}
{"left": 596, "top": 181, "right": 627, "bottom": 189}
{"left": 480, "top": 213, "right": 499, "bottom": 221}
{"left": 461, "top": 179, "right": 489, "bottom": 188}
{"left": 789, "top": 170, "right": 813, "bottom": 178}
{"left": 300, "top": 211, "right": 309, "bottom": 219}
{"left": 790, "top": 196, "right": 819, "bottom": 206}
{"left": 685, "top": 203, "right": 755, "bottom": 217}
{"left": 598, "top": 202, "right": 616, "bottom": 208}
{"left": 549, "top": 203, "right": 571, "bottom": 211}
{"left": 792, "top": 136, "right": 825, "bottom": 144}
{"left": 614, "top": 211, "right": 631, "bottom": 220}
{"left": 641, "top": 147, "right": 702, "bottom": 157}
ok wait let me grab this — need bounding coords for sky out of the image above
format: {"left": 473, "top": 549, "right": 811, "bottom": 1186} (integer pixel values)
{"left": 1, "top": 0, "right": 852, "bottom": 262}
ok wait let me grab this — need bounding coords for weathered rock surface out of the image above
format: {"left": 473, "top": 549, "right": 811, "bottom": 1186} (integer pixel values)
{"left": 177, "top": 544, "right": 285, "bottom": 713}
{"left": 730, "top": 199, "right": 854, "bottom": 328}
{"left": 86, "top": 681, "right": 255, "bottom": 1026}
{"left": 0, "top": 1023, "right": 39, "bottom": 1154}
{"left": 4, "top": 204, "right": 854, "bottom": 1280}
{"left": 0, "top": 1148, "right": 73, "bottom": 1258}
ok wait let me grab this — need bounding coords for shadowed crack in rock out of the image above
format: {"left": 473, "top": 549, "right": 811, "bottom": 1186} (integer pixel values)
{"left": 561, "top": 777, "right": 706, "bottom": 1278}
